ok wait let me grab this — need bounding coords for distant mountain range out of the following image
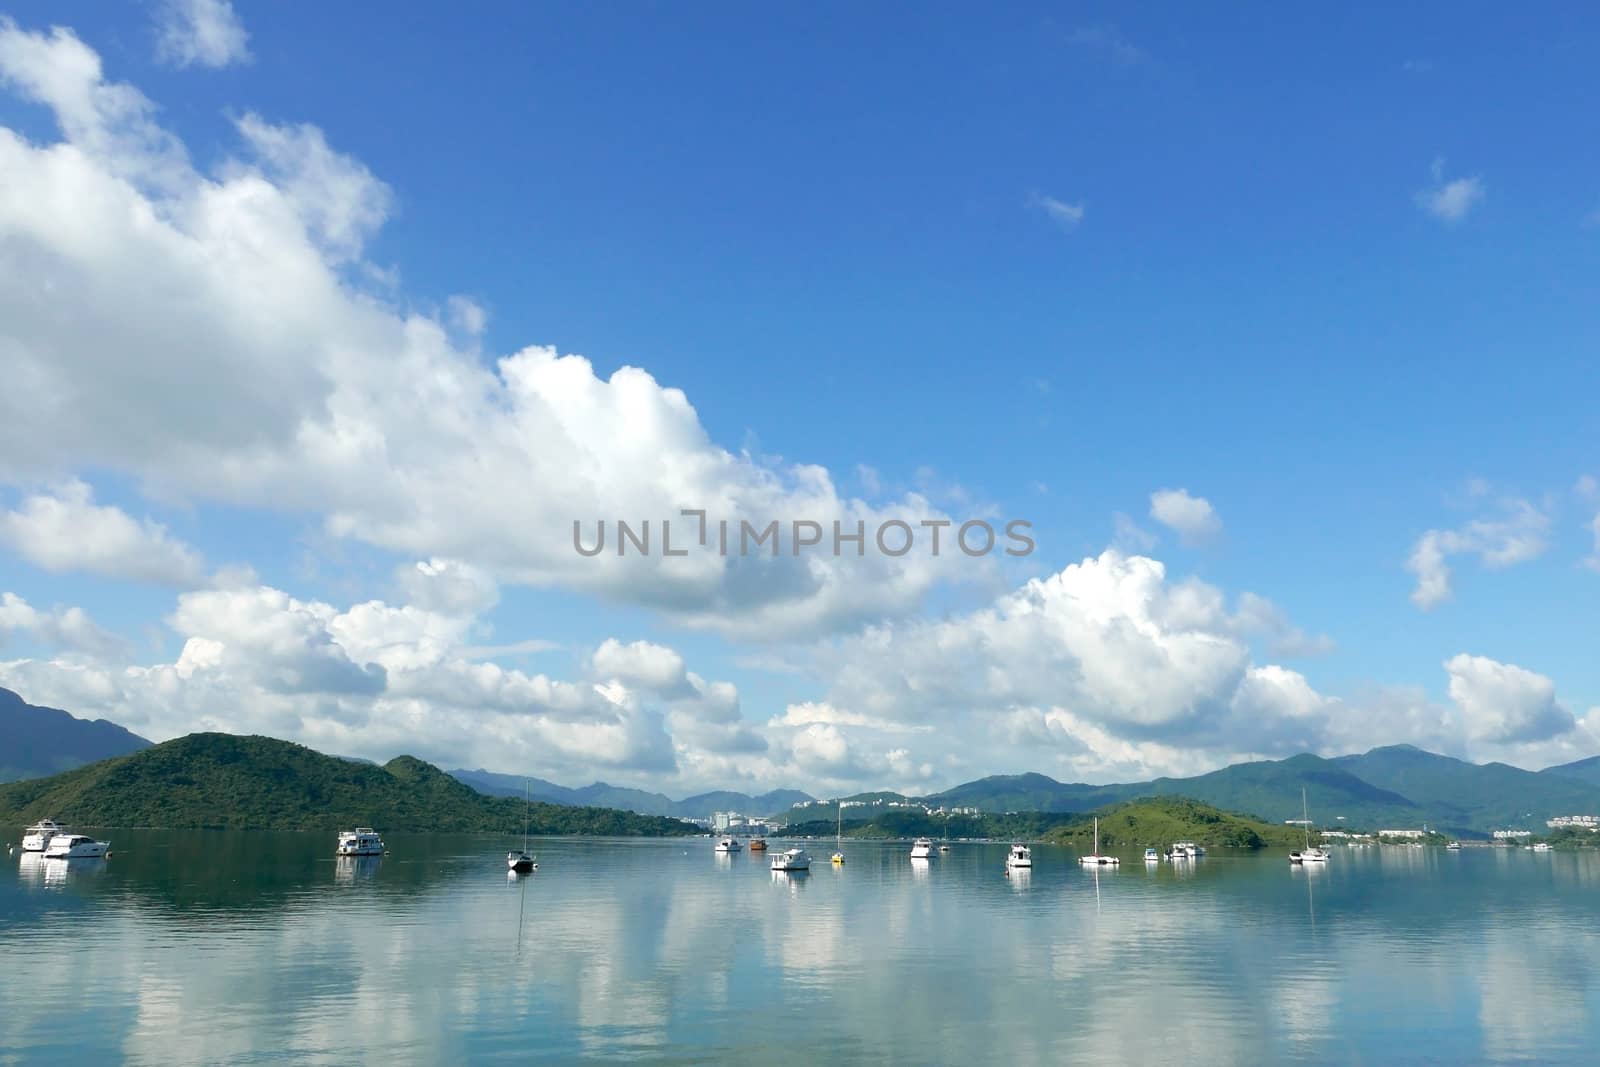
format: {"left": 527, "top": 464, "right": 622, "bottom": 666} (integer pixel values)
{"left": 448, "top": 767, "right": 811, "bottom": 819}
{"left": 834, "top": 745, "right": 1600, "bottom": 837}
{"left": 6, "top": 686, "right": 1600, "bottom": 836}
{"left": 0, "top": 687, "right": 151, "bottom": 783}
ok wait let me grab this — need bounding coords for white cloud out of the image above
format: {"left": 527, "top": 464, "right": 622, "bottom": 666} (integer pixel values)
{"left": 0, "top": 24, "right": 986, "bottom": 641}
{"left": 154, "top": 0, "right": 251, "bottom": 70}
{"left": 0, "top": 591, "right": 126, "bottom": 660}
{"left": 1407, "top": 498, "right": 1548, "bottom": 609}
{"left": 0, "top": 479, "right": 205, "bottom": 586}
{"left": 1417, "top": 159, "right": 1484, "bottom": 223}
{"left": 1030, "top": 191, "right": 1086, "bottom": 230}
{"left": 1444, "top": 653, "right": 1572, "bottom": 745}
{"left": 1148, "top": 488, "right": 1221, "bottom": 546}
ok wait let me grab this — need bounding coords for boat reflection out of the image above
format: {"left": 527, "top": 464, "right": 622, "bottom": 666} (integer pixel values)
{"left": 334, "top": 855, "right": 381, "bottom": 884}
{"left": 1007, "top": 867, "right": 1031, "bottom": 892}
{"left": 770, "top": 869, "right": 808, "bottom": 892}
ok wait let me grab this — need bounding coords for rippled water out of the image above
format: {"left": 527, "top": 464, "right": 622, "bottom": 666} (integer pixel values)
{"left": 4, "top": 833, "right": 1600, "bottom": 1064}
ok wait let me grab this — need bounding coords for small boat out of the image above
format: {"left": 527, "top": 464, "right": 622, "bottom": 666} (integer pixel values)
{"left": 1006, "top": 844, "right": 1032, "bottom": 869}
{"left": 1446, "top": 841, "right": 1462, "bottom": 851}
{"left": 749, "top": 838, "right": 768, "bottom": 852}
{"left": 771, "top": 847, "right": 811, "bottom": 871}
{"left": 1144, "top": 847, "right": 1160, "bottom": 862}
{"left": 21, "top": 820, "right": 64, "bottom": 853}
{"left": 910, "top": 837, "right": 934, "bottom": 859}
{"left": 1533, "top": 842, "right": 1553, "bottom": 853}
{"left": 939, "top": 844, "right": 951, "bottom": 852}
{"left": 508, "top": 778, "right": 538, "bottom": 872}
{"left": 714, "top": 837, "right": 741, "bottom": 853}
{"left": 1166, "top": 841, "right": 1199, "bottom": 860}
{"left": 831, "top": 803, "right": 844, "bottom": 864}
{"left": 336, "top": 828, "right": 385, "bottom": 856}
{"left": 1288, "top": 789, "right": 1330, "bottom": 865}
{"left": 43, "top": 834, "right": 110, "bottom": 859}
{"left": 1078, "top": 817, "right": 1120, "bottom": 866}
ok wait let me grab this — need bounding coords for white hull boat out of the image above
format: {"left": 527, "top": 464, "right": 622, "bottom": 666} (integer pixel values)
{"left": 715, "top": 837, "right": 741, "bottom": 853}
{"left": 771, "top": 847, "right": 811, "bottom": 871}
{"left": 336, "top": 828, "right": 385, "bottom": 856}
{"left": 43, "top": 834, "right": 110, "bottom": 859}
{"left": 21, "top": 820, "right": 64, "bottom": 853}
{"left": 910, "top": 837, "right": 934, "bottom": 859}
{"left": 1006, "top": 844, "right": 1032, "bottom": 869}
{"left": 1289, "top": 789, "right": 1329, "bottom": 867}
{"left": 1079, "top": 817, "right": 1120, "bottom": 866}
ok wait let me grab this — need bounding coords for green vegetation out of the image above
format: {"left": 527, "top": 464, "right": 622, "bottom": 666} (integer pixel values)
{"left": 1041, "top": 797, "right": 1305, "bottom": 849}
{"left": 789, "top": 796, "right": 1303, "bottom": 850}
{"left": 0, "top": 733, "right": 700, "bottom": 835}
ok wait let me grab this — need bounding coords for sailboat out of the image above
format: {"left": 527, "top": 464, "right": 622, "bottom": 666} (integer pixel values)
{"left": 1078, "top": 816, "right": 1120, "bottom": 866}
{"left": 508, "top": 778, "right": 537, "bottom": 872}
{"left": 832, "top": 800, "right": 845, "bottom": 864}
{"left": 1288, "top": 787, "right": 1328, "bottom": 865}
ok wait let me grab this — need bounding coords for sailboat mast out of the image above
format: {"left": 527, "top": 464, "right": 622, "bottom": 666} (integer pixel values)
{"left": 1302, "top": 787, "right": 1310, "bottom": 850}
{"left": 523, "top": 777, "right": 531, "bottom": 851}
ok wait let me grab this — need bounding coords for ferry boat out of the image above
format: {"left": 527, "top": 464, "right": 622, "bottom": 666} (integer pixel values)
{"left": 771, "top": 847, "right": 811, "bottom": 871}
{"left": 714, "top": 837, "right": 741, "bottom": 853}
{"left": 1006, "top": 844, "right": 1032, "bottom": 869}
{"left": 749, "top": 838, "right": 768, "bottom": 852}
{"left": 21, "top": 820, "right": 64, "bottom": 852}
{"left": 43, "top": 834, "right": 110, "bottom": 859}
{"left": 910, "top": 837, "right": 934, "bottom": 859}
{"left": 336, "top": 828, "right": 385, "bottom": 856}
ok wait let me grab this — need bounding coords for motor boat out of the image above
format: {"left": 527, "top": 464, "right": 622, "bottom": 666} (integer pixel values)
{"left": 336, "top": 828, "right": 385, "bottom": 856}
{"left": 714, "top": 837, "right": 742, "bottom": 853}
{"left": 1144, "top": 847, "right": 1160, "bottom": 862}
{"left": 771, "top": 847, "right": 811, "bottom": 871}
{"left": 910, "top": 837, "right": 934, "bottom": 859}
{"left": 21, "top": 820, "right": 64, "bottom": 853}
{"left": 1006, "top": 844, "right": 1032, "bottom": 869}
{"left": 1533, "top": 842, "right": 1553, "bottom": 853}
{"left": 42, "top": 834, "right": 110, "bottom": 859}
{"left": 1446, "top": 841, "right": 1462, "bottom": 851}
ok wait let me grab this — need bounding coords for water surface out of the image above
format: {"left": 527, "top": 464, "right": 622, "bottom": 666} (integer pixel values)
{"left": 4, "top": 833, "right": 1599, "bottom": 1064}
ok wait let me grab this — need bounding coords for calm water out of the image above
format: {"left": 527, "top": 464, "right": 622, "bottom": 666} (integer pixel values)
{"left": 4, "top": 834, "right": 1600, "bottom": 1064}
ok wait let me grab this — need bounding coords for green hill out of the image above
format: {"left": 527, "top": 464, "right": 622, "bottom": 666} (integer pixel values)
{"left": 1542, "top": 755, "right": 1600, "bottom": 787}
{"left": 0, "top": 733, "right": 700, "bottom": 835}
{"left": 1041, "top": 797, "right": 1305, "bottom": 849}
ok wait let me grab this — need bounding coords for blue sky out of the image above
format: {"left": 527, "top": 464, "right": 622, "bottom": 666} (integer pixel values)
{"left": 0, "top": 3, "right": 1596, "bottom": 793}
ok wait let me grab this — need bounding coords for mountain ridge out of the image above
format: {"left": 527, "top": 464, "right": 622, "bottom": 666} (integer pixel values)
{"left": 0, "top": 687, "right": 152, "bottom": 783}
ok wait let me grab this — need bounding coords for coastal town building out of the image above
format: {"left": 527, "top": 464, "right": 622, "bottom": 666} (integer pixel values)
{"left": 1546, "top": 815, "right": 1600, "bottom": 830}
{"left": 1378, "top": 829, "right": 1426, "bottom": 839}
{"left": 1493, "top": 830, "right": 1534, "bottom": 840}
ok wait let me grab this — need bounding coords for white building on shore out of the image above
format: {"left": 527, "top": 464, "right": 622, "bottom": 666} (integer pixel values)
{"left": 1493, "top": 829, "right": 1533, "bottom": 840}
{"left": 1546, "top": 815, "right": 1600, "bottom": 830}
{"left": 1378, "top": 829, "right": 1426, "bottom": 839}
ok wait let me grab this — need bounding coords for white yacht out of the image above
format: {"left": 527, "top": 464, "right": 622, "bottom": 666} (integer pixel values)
{"left": 1288, "top": 789, "right": 1330, "bottom": 865}
{"left": 1144, "top": 847, "right": 1160, "bottom": 862}
{"left": 910, "top": 837, "right": 934, "bottom": 859}
{"left": 336, "top": 828, "right": 385, "bottom": 856}
{"left": 43, "top": 834, "right": 110, "bottom": 859}
{"left": 1078, "top": 817, "right": 1120, "bottom": 866}
{"left": 771, "top": 847, "right": 811, "bottom": 871}
{"left": 714, "top": 837, "right": 742, "bottom": 853}
{"left": 1006, "top": 844, "right": 1032, "bottom": 869}
{"left": 1446, "top": 841, "right": 1462, "bottom": 851}
{"left": 21, "top": 820, "right": 65, "bottom": 852}
{"left": 1533, "top": 842, "right": 1553, "bottom": 853}
{"left": 1166, "top": 841, "right": 1200, "bottom": 859}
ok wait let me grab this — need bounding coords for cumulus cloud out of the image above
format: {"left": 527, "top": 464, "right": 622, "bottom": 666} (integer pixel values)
{"left": 0, "top": 479, "right": 205, "bottom": 586}
{"left": 1148, "top": 488, "right": 1221, "bottom": 546}
{"left": 1407, "top": 498, "right": 1548, "bottom": 609}
{"left": 0, "top": 24, "right": 984, "bottom": 640}
{"left": 1444, "top": 653, "right": 1573, "bottom": 745}
{"left": 1417, "top": 158, "right": 1484, "bottom": 223}
{"left": 0, "top": 591, "right": 126, "bottom": 660}
{"left": 154, "top": 0, "right": 250, "bottom": 69}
